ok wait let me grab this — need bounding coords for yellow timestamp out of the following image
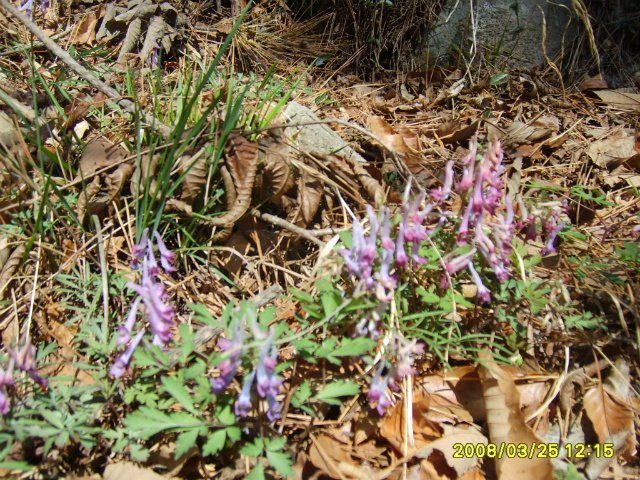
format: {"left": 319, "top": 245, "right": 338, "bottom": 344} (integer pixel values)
{"left": 452, "top": 443, "right": 615, "bottom": 459}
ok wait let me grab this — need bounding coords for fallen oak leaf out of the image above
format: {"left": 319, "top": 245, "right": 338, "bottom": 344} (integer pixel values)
{"left": 478, "top": 352, "right": 554, "bottom": 480}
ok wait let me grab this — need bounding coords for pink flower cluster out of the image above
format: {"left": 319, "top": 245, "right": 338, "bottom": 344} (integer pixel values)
{"left": 110, "top": 229, "right": 176, "bottom": 378}
{"left": 367, "top": 336, "right": 424, "bottom": 415}
{"left": 210, "top": 306, "right": 283, "bottom": 422}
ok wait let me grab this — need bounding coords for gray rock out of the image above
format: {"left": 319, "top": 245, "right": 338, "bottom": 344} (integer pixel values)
{"left": 423, "top": 0, "right": 578, "bottom": 69}
{"left": 283, "top": 101, "right": 366, "bottom": 164}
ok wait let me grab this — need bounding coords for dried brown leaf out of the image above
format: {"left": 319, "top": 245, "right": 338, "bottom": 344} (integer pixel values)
{"left": 139, "top": 15, "right": 167, "bottom": 65}
{"left": 436, "top": 119, "right": 480, "bottom": 145}
{"left": 380, "top": 396, "right": 442, "bottom": 452}
{"left": 583, "top": 359, "right": 636, "bottom": 459}
{"left": 255, "top": 133, "right": 294, "bottom": 205}
{"left": 220, "top": 232, "right": 251, "bottom": 280}
{"left": 70, "top": 12, "right": 98, "bottom": 45}
{"left": 178, "top": 152, "right": 208, "bottom": 204}
{"left": 77, "top": 139, "right": 129, "bottom": 179}
{"left": 586, "top": 132, "right": 639, "bottom": 169}
{"left": 579, "top": 74, "right": 608, "bottom": 92}
{"left": 309, "top": 433, "right": 371, "bottom": 480}
{"left": 0, "top": 243, "right": 24, "bottom": 302}
{"left": 478, "top": 352, "right": 554, "bottom": 480}
{"left": 367, "top": 116, "right": 431, "bottom": 182}
{"left": 289, "top": 170, "right": 322, "bottom": 228}
{"left": 504, "top": 121, "right": 552, "bottom": 146}
{"left": 593, "top": 90, "right": 640, "bottom": 112}
{"left": 412, "top": 425, "right": 488, "bottom": 478}
{"left": 63, "top": 92, "right": 106, "bottom": 132}
{"left": 117, "top": 17, "right": 143, "bottom": 64}
{"left": 211, "top": 136, "right": 259, "bottom": 226}
{"left": 103, "top": 462, "right": 165, "bottom": 480}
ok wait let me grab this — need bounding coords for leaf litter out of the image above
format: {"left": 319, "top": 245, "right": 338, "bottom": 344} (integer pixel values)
{"left": 0, "top": 0, "right": 639, "bottom": 479}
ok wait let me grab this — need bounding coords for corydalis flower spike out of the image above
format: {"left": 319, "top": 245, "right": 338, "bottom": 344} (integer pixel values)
{"left": 256, "top": 329, "right": 282, "bottom": 399}
{"left": 468, "top": 263, "right": 491, "bottom": 303}
{"left": 211, "top": 319, "right": 246, "bottom": 395}
{"left": 118, "top": 297, "right": 141, "bottom": 344}
{"left": 131, "top": 228, "right": 149, "bottom": 268}
{"left": 153, "top": 231, "right": 177, "bottom": 274}
{"left": 368, "top": 364, "right": 393, "bottom": 416}
{"left": 235, "top": 370, "right": 256, "bottom": 417}
{"left": 110, "top": 329, "right": 145, "bottom": 378}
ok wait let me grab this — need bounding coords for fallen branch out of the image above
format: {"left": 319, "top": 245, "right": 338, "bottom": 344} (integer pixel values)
{"left": 0, "top": 0, "right": 173, "bottom": 139}
{"left": 251, "top": 209, "right": 326, "bottom": 247}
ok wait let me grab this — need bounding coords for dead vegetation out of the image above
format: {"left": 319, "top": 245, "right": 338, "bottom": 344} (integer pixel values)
{"left": 0, "top": 0, "right": 639, "bottom": 479}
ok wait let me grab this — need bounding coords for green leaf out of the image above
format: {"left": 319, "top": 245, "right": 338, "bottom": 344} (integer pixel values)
{"left": 37, "top": 408, "right": 65, "bottom": 429}
{"left": 320, "top": 290, "right": 342, "bottom": 318}
{"left": 0, "top": 460, "right": 33, "bottom": 471}
{"left": 524, "top": 255, "right": 542, "bottom": 268}
{"left": 227, "top": 426, "right": 241, "bottom": 441}
{"left": 291, "top": 382, "right": 312, "bottom": 408}
{"left": 287, "top": 287, "right": 314, "bottom": 305}
{"left": 188, "top": 303, "right": 221, "bottom": 326}
{"left": 175, "top": 429, "right": 199, "bottom": 459}
{"left": 266, "top": 450, "right": 294, "bottom": 478}
{"left": 489, "top": 72, "right": 510, "bottom": 85}
{"left": 203, "top": 429, "right": 227, "bottom": 456}
{"left": 241, "top": 438, "right": 264, "bottom": 457}
{"left": 129, "top": 443, "right": 150, "bottom": 462}
{"left": 178, "top": 323, "right": 195, "bottom": 362}
{"left": 124, "top": 407, "right": 204, "bottom": 439}
{"left": 217, "top": 404, "right": 236, "bottom": 426}
{"left": 332, "top": 337, "right": 376, "bottom": 358}
{"left": 313, "top": 380, "right": 360, "bottom": 405}
{"left": 161, "top": 376, "right": 197, "bottom": 414}
{"left": 246, "top": 463, "right": 265, "bottom": 480}
{"left": 265, "top": 437, "right": 286, "bottom": 452}
{"left": 560, "top": 230, "right": 586, "bottom": 241}
{"left": 416, "top": 287, "right": 440, "bottom": 304}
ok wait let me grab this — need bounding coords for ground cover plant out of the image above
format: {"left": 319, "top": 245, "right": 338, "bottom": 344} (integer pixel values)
{"left": 0, "top": 0, "right": 639, "bottom": 479}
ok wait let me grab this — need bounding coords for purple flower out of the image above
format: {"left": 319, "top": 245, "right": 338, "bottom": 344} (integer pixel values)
{"left": 468, "top": 263, "right": 490, "bottom": 303}
{"left": 443, "top": 247, "right": 476, "bottom": 276}
{"left": 118, "top": 297, "right": 141, "bottom": 345}
{"left": 0, "top": 385, "right": 8, "bottom": 415}
{"left": 8, "top": 336, "right": 47, "bottom": 387}
{"left": 110, "top": 330, "right": 145, "bottom": 378}
{"left": 18, "top": 0, "right": 33, "bottom": 17}
{"left": 40, "top": 0, "right": 49, "bottom": 15}
{"left": 235, "top": 371, "right": 256, "bottom": 417}
{"left": 458, "top": 160, "right": 475, "bottom": 192}
{"left": 0, "top": 359, "right": 14, "bottom": 387}
{"left": 388, "top": 338, "right": 424, "bottom": 391}
{"left": 394, "top": 225, "right": 409, "bottom": 269}
{"left": 379, "top": 208, "right": 394, "bottom": 251}
{"left": 457, "top": 200, "right": 474, "bottom": 245}
{"left": 148, "top": 41, "right": 161, "bottom": 69}
{"left": 541, "top": 221, "right": 565, "bottom": 255}
{"left": 131, "top": 228, "right": 150, "bottom": 268}
{"left": 368, "top": 364, "right": 393, "bottom": 416}
{"left": 255, "top": 329, "right": 282, "bottom": 399}
{"left": 431, "top": 160, "right": 455, "bottom": 203}
{"left": 266, "top": 394, "right": 281, "bottom": 421}
{"left": 210, "top": 320, "right": 246, "bottom": 394}
{"left": 127, "top": 258, "right": 175, "bottom": 347}
{"left": 153, "top": 231, "right": 177, "bottom": 274}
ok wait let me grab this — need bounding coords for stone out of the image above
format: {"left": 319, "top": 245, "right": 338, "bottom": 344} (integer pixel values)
{"left": 423, "top": 0, "right": 578, "bottom": 69}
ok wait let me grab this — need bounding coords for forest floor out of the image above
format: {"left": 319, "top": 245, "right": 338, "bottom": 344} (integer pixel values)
{"left": 0, "top": 1, "right": 639, "bottom": 479}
